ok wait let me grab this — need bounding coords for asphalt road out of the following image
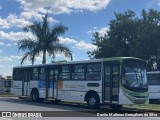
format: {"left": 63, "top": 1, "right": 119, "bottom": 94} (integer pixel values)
{"left": 0, "top": 97, "right": 159, "bottom": 120}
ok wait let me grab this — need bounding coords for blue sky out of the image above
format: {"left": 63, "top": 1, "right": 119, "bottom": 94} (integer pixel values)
{"left": 0, "top": 0, "right": 159, "bottom": 76}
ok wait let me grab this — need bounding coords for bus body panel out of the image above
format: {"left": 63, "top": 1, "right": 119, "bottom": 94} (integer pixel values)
{"left": 38, "top": 89, "right": 46, "bottom": 98}
{"left": 119, "top": 86, "right": 149, "bottom": 104}
{"left": 147, "top": 71, "right": 160, "bottom": 100}
{"left": 119, "top": 88, "right": 133, "bottom": 104}
{"left": 12, "top": 81, "right": 22, "bottom": 96}
{"left": 149, "top": 86, "right": 160, "bottom": 99}
{"left": 57, "top": 80, "right": 102, "bottom": 103}
{"left": 29, "top": 81, "right": 38, "bottom": 89}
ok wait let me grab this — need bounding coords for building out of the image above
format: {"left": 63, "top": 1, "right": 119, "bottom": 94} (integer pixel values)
{"left": 4, "top": 76, "right": 12, "bottom": 93}
{"left": 0, "top": 75, "right": 5, "bottom": 94}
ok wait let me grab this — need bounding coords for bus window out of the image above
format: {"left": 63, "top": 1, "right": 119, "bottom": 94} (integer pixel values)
{"left": 148, "top": 74, "right": 160, "bottom": 85}
{"left": 32, "top": 68, "right": 39, "bottom": 80}
{"left": 86, "top": 63, "right": 101, "bottom": 80}
{"left": 112, "top": 66, "right": 119, "bottom": 87}
{"left": 39, "top": 67, "right": 46, "bottom": 80}
{"left": 49, "top": 69, "right": 58, "bottom": 82}
{"left": 72, "top": 64, "right": 85, "bottom": 80}
{"left": 13, "top": 68, "right": 23, "bottom": 80}
{"left": 49, "top": 70, "right": 54, "bottom": 82}
{"left": 60, "top": 66, "right": 71, "bottom": 80}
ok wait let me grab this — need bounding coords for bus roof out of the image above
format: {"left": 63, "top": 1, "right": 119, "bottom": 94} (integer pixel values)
{"left": 103, "top": 57, "right": 144, "bottom": 62}
{"left": 147, "top": 71, "right": 160, "bottom": 74}
{"left": 13, "top": 57, "right": 144, "bottom": 69}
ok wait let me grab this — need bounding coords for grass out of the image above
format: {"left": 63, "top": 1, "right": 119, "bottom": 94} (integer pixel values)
{"left": 125, "top": 104, "right": 160, "bottom": 111}
{"left": 0, "top": 93, "right": 16, "bottom": 97}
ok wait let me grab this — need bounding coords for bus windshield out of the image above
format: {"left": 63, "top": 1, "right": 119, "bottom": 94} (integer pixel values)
{"left": 122, "top": 59, "right": 147, "bottom": 88}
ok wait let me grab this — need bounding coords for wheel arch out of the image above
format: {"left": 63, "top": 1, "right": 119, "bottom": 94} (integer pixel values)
{"left": 84, "top": 90, "right": 100, "bottom": 102}
{"left": 30, "top": 88, "right": 39, "bottom": 96}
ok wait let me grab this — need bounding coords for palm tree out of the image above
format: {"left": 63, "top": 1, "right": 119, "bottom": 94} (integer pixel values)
{"left": 18, "top": 14, "right": 72, "bottom": 65}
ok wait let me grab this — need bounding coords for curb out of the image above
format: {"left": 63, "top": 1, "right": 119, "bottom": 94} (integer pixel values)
{"left": 123, "top": 107, "right": 160, "bottom": 113}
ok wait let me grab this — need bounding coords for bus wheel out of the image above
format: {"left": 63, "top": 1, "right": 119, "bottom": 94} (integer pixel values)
{"left": 87, "top": 93, "right": 100, "bottom": 109}
{"left": 31, "top": 90, "right": 39, "bottom": 102}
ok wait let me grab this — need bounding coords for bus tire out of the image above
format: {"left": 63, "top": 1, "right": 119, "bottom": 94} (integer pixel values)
{"left": 31, "top": 89, "right": 40, "bottom": 102}
{"left": 87, "top": 93, "right": 100, "bottom": 109}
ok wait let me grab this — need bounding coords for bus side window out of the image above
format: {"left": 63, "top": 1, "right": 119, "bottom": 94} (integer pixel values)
{"left": 13, "top": 68, "right": 24, "bottom": 81}
{"left": 148, "top": 74, "right": 160, "bottom": 85}
{"left": 54, "top": 69, "right": 58, "bottom": 81}
{"left": 39, "top": 67, "right": 46, "bottom": 80}
{"left": 72, "top": 64, "right": 85, "bottom": 80}
{"left": 59, "top": 66, "right": 71, "bottom": 80}
{"left": 48, "top": 69, "right": 58, "bottom": 82}
{"left": 32, "top": 68, "right": 39, "bottom": 80}
{"left": 49, "top": 69, "right": 54, "bottom": 82}
{"left": 86, "top": 63, "right": 101, "bottom": 81}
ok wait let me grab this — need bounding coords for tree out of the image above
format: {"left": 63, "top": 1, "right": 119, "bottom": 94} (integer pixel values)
{"left": 18, "top": 14, "right": 72, "bottom": 65}
{"left": 88, "top": 9, "right": 160, "bottom": 71}
{"left": 88, "top": 10, "right": 138, "bottom": 58}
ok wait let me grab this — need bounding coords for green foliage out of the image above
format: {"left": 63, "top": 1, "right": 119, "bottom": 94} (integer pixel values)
{"left": 51, "top": 60, "right": 67, "bottom": 63}
{"left": 18, "top": 14, "right": 72, "bottom": 65}
{"left": 88, "top": 9, "right": 160, "bottom": 71}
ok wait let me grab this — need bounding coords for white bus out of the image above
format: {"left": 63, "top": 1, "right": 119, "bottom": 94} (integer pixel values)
{"left": 12, "top": 57, "right": 148, "bottom": 108}
{"left": 147, "top": 71, "right": 160, "bottom": 101}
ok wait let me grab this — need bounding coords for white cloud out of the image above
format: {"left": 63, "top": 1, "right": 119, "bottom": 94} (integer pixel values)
{"left": 17, "top": 0, "right": 111, "bottom": 14}
{"left": 69, "top": 0, "right": 111, "bottom": 11}
{"left": 0, "top": 55, "right": 21, "bottom": 62}
{"left": 0, "top": 12, "right": 57, "bottom": 29}
{"left": 0, "top": 0, "right": 111, "bottom": 29}
{"left": 0, "top": 14, "right": 32, "bottom": 29}
{"left": 10, "top": 55, "right": 22, "bottom": 60}
{"left": 0, "top": 31, "right": 36, "bottom": 41}
{"left": 0, "top": 49, "right": 3, "bottom": 53}
{"left": 87, "top": 26, "right": 109, "bottom": 36}
{"left": 20, "top": 11, "right": 43, "bottom": 20}
{"left": 59, "top": 37, "right": 77, "bottom": 44}
{"left": 0, "top": 65, "right": 4, "bottom": 68}
{"left": 0, "top": 42, "right": 5, "bottom": 46}
{"left": 6, "top": 14, "right": 32, "bottom": 28}
{"left": 20, "top": 11, "right": 57, "bottom": 22}
{"left": 5, "top": 43, "right": 12, "bottom": 47}
{"left": 75, "top": 40, "right": 97, "bottom": 51}
{"left": 0, "top": 17, "right": 10, "bottom": 29}
{"left": 97, "top": 27, "right": 109, "bottom": 36}
{"left": 14, "top": 43, "right": 18, "bottom": 46}
{"left": 155, "top": 0, "right": 160, "bottom": 5}
{"left": 0, "top": 0, "right": 110, "bottom": 29}
{"left": 0, "top": 56, "right": 12, "bottom": 62}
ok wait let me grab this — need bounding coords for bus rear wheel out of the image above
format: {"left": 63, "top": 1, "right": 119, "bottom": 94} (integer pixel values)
{"left": 87, "top": 93, "right": 100, "bottom": 109}
{"left": 31, "top": 89, "right": 40, "bottom": 102}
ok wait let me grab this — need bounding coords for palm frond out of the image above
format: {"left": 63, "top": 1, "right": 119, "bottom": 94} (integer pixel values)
{"left": 20, "top": 49, "right": 40, "bottom": 65}
{"left": 48, "top": 43, "right": 73, "bottom": 60}
{"left": 49, "top": 24, "right": 68, "bottom": 41}
{"left": 18, "top": 39, "right": 38, "bottom": 52}
{"left": 20, "top": 51, "right": 34, "bottom": 65}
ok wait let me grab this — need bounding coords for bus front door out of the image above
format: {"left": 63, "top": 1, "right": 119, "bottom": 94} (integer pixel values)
{"left": 104, "top": 64, "right": 119, "bottom": 104}
{"left": 47, "top": 68, "right": 58, "bottom": 98}
{"left": 23, "top": 69, "right": 31, "bottom": 96}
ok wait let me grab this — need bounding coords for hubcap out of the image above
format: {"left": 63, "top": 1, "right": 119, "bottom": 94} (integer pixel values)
{"left": 89, "top": 98, "right": 96, "bottom": 106}
{"left": 33, "top": 92, "right": 38, "bottom": 101}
